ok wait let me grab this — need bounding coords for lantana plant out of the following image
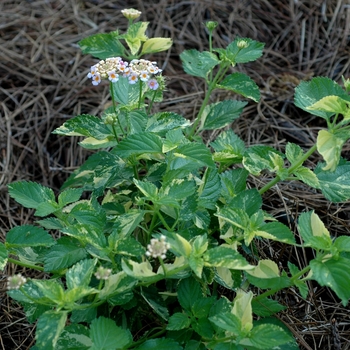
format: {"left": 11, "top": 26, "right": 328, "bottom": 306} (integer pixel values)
{"left": 2, "top": 9, "right": 350, "bottom": 350}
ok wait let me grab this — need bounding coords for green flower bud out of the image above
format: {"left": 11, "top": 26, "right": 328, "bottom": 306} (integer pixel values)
{"left": 237, "top": 40, "right": 249, "bottom": 49}
{"left": 205, "top": 21, "right": 218, "bottom": 31}
{"left": 121, "top": 8, "right": 142, "bottom": 20}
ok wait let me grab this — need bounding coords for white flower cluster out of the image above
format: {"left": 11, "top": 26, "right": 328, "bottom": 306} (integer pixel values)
{"left": 7, "top": 273, "right": 27, "bottom": 290}
{"left": 87, "top": 57, "right": 161, "bottom": 90}
{"left": 94, "top": 266, "right": 112, "bottom": 280}
{"left": 146, "top": 235, "right": 170, "bottom": 259}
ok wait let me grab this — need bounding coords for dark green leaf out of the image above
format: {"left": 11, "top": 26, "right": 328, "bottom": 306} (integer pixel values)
{"left": 111, "top": 76, "right": 140, "bottom": 106}
{"left": 226, "top": 188, "right": 262, "bottom": 216}
{"left": 257, "top": 221, "right": 296, "bottom": 244}
{"left": 167, "top": 312, "right": 191, "bottom": 330}
{"left": 252, "top": 297, "right": 286, "bottom": 317}
{"left": 89, "top": 316, "right": 132, "bottom": 350}
{"left": 220, "top": 168, "right": 248, "bottom": 199}
{"left": 56, "top": 324, "right": 91, "bottom": 350}
{"left": 209, "top": 312, "right": 241, "bottom": 335}
{"left": 198, "top": 168, "right": 221, "bottom": 210}
{"left": 141, "top": 286, "right": 169, "bottom": 320}
{"left": 218, "top": 72, "right": 260, "bottom": 102}
{"left": 201, "top": 100, "right": 247, "bottom": 131}
{"left": 333, "top": 236, "right": 350, "bottom": 252}
{"left": 180, "top": 50, "right": 219, "bottom": 78}
{"left": 0, "top": 242, "right": 8, "bottom": 270}
{"left": 146, "top": 112, "right": 191, "bottom": 135}
{"left": 78, "top": 31, "right": 125, "bottom": 59}
{"left": 57, "top": 188, "right": 84, "bottom": 208}
{"left": 225, "top": 37, "right": 264, "bottom": 64}
{"left": 8, "top": 181, "right": 55, "bottom": 210}
{"left": 6, "top": 225, "right": 54, "bottom": 248}
{"left": 177, "top": 277, "right": 202, "bottom": 311}
{"left": 135, "top": 338, "right": 182, "bottom": 350}
{"left": 310, "top": 256, "right": 350, "bottom": 306}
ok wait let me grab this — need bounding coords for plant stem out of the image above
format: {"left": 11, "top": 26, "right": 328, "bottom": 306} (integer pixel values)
{"left": 110, "top": 82, "right": 125, "bottom": 137}
{"left": 7, "top": 257, "right": 44, "bottom": 272}
{"left": 147, "top": 90, "right": 157, "bottom": 115}
{"left": 259, "top": 144, "right": 318, "bottom": 195}
{"left": 138, "top": 79, "right": 143, "bottom": 109}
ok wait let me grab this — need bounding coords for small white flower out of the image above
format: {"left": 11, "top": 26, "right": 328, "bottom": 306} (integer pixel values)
{"left": 146, "top": 235, "right": 170, "bottom": 259}
{"left": 94, "top": 266, "right": 112, "bottom": 280}
{"left": 140, "top": 70, "right": 149, "bottom": 82}
{"left": 147, "top": 79, "right": 159, "bottom": 90}
{"left": 87, "top": 65, "right": 98, "bottom": 78}
{"left": 128, "top": 72, "right": 139, "bottom": 84}
{"left": 108, "top": 70, "right": 119, "bottom": 82}
{"left": 91, "top": 73, "right": 101, "bottom": 85}
{"left": 7, "top": 274, "right": 27, "bottom": 290}
{"left": 121, "top": 8, "right": 142, "bottom": 20}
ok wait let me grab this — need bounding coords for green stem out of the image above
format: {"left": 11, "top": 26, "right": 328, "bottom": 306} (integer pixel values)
{"left": 147, "top": 89, "right": 157, "bottom": 115}
{"left": 138, "top": 79, "right": 143, "bottom": 109}
{"left": 130, "top": 328, "right": 167, "bottom": 348}
{"left": 259, "top": 144, "right": 318, "bottom": 195}
{"left": 110, "top": 82, "right": 125, "bottom": 137}
{"left": 156, "top": 210, "right": 172, "bottom": 231}
{"left": 158, "top": 257, "right": 167, "bottom": 277}
{"left": 188, "top": 63, "right": 229, "bottom": 138}
{"left": 7, "top": 257, "right": 44, "bottom": 272}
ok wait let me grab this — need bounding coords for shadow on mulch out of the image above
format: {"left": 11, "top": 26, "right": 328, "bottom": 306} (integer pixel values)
{"left": 0, "top": 0, "right": 349, "bottom": 349}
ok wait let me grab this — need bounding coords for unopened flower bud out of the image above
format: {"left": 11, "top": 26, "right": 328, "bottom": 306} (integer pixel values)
{"left": 94, "top": 266, "right": 112, "bottom": 280}
{"left": 205, "top": 21, "right": 218, "bottom": 31}
{"left": 121, "top": 8, "right": 142, "bottom": 20}
{"left": 342, "top": 76, "right": 350, "bottom": 92}
{"left": 237, "top": 40, "right": 249, "bottom": 49}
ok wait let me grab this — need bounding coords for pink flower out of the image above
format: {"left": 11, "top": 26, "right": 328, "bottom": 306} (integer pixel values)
{"left": 147, "top": 79, "right": 159, "bottom": 90}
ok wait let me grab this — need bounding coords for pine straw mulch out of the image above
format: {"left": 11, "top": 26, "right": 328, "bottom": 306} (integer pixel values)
{"left": 1, "top": 0, "right": 350, "bottom": 349}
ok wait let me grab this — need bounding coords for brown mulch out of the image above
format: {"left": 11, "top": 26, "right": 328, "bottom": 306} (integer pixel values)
{"left": 1, "top": 0, "right": 350, "bottom": 349}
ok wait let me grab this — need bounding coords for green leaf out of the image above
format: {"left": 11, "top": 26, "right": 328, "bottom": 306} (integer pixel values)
{"left": 124, "top": 22, "right": 148, "bottom": 55}
{"left": 180, "top": 49, "right": 219, "bottom": 79}
{"left": 256, "top": 221, "right": 296, "bottom": 244}
{"left": 240, "top": 323, "right": 293, "bottom": 349}
{"left": 0, "top": 242, "right": 8, "bottom": 270}
{"left": 294, "top": 77, "right": 348, "bottom": 120}
{"left": 115, "top": 132, "right": 162, "bottom": 158}
{"left": 220, "top": 168, "right": 248, "bottom": 199}
{"left": 134, "top": 179, "right": 158, "bottom": 199}
{"left": 200, "top": 100, "right": 247, "bottom": 131}
{"left": 298, "top": 211, "right": 332, "bottom": 249}
{"left": 90, "top": 316, "right": 132, "bottom": 350}
{"left": 57, "top": 188, "right": 84, "bottom": 207}
{"left": 141, "top": 37, "right": 173, "bottom": 55}
{"left": 316, "top": 162, "right": 350, "bottom": 202}
{"left": 146, "top": 112, "right": 191, "bottom": 136}
{"left": 135, "top": 338, "right": 182, "bottom": 350}
{"left": 44, "top": 238, "right": 87, "bottom": 272}
{"left": 316, "top": 129, "right": 348, "bottom": 171}
{"left": 288, "top": 262, "right": 309, "bottom": 299}
{"left": 169, "top": 142, "right": 215, "bottom": 170}
{"left": 198, "top": 168, "right": 221, "bottom": 210}
{"left": 78, "top": 30, "right": 125, "bottom": 59}
{"left": 310, "top": 256, "right": 350, "bottom": 306}
{"left": 141, "top": 286, "right": 169, "bottom": 320}
{"left": 111, "top": 76, "right": 140, "bottom": 106}
{"left": 333, "top": 236, "right": 350, "bottom": 252}
{"left": 232, "top": 290, "right": 253, "bottom": 334}
{"left": 218, "top": 72, "right": 260, "bottom": 102}
{"left": 8, "top": 181, "right": 55, "bottom": 210}
{"left": 6, "top": 225, "right": 54, "bottom": 248}
{"left": 66, "top": 259, "right": 96, "bottom": 290}
{"left": 294, "top": 167, "right": 320, "bottom": 188}
{"left": 36, "top": 311, "right": 68, "bottom": 350}
{"left": 307, "top": 95, "right": 350, "bottom": 115}
{"left": 252, "top": 297, "right": 286, "bottom": 317}
{"left": 285, "top": 142, "right": 304, "bottom": 164}
{"left": 177, "top": 277, "right": 202, "bottom": 311}
{"left": 225, "top": 37, "right": 264, "bottom": 64}
{"left": 53, "top": 115, "right": 112, "bottom": 140}
{"left": 203, "top": 246, "right": 253, "bottom": 270}
{"left": 209, "top": 312, "right": 241, "bottom": 335}
{"left": 56, "top": 324, "right": 92, "bottom": 350}
{"left": 226, "top": 189, "right": 262, "bottom": 216}
{"left": 167, "top": 312, "right": 191, "bottom": 330}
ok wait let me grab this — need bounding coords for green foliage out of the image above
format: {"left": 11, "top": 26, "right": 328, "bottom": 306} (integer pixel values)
{"left": 3, "top": 9, "right": 350, "bottom": 350}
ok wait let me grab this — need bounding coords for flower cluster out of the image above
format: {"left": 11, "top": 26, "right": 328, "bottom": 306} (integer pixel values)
{"left": 146, "top": 235, "right": 170, "bottom": 259}
{"left": 94, "top": 266, "right": 112, "bottom": 280}
{"left": 7, "top": 273, "right": 27, "bottom": 290}
{"left": 121, "top": 8, "right": 142, "bottom": 20}
{"left": 87, "top": 57, "right": 161, "bottom": 90}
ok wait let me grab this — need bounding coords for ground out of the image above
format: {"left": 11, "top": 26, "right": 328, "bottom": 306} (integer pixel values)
{"left": 1, "top": 0, "right": 350, "bottom": 349}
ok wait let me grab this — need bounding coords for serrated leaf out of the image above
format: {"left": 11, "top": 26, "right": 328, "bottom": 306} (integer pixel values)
{"left": 255, "top": 221, "right": 296, "bottom": 244}
{"left": 56, "top": 324, "right": 92, "bottom": 350}
{"left": 180, "top": 49, "right": 219, "bottom": 78}
{"left": 8, "top": 181, "right": 55, "bottom": 210}
{"left": 203, "top": 246, "right": 253, "bottom": 270}
{"left": 146, "top": 112, "right": 191, "bottom": 135}
{"left": 44, "top": 238, "right": 87, "bottom": 272}
{"left": 6, "top": 225, "right": 54, "bottom": 248}
{"left": 200, "top": 100, "right": 247, "bottom": 131}
{"left": 225, "top": 37, "right": 264, "bottom": 64}
{"left": 141, "top": 287, "right": 169, "bottom": 320}
{"left": 0, "top": 242, "right": 8, "bottom": 270}
{"left": 167, "top": 312, "right": 191, "bottom": 330}
{"left": 252, "top": 297, "right": 286, "bottom": 317}
{"left": 209, "top": 312, "right": 241, "bottom": 335}
{"left": 99, "top": 271, "right": 137, "bottom": 300}
{"left": 240, "top": 323, "right": 293, "bottom": 349}
{"left": 90, "top": 316, "right": 132, "bottom": 350}
{"left": 52, "top": 115, "right": 112, "bottom": 140}
{"left": 79, "top": 136, "right": 117, "bottom": 150}
{"left": 36, "top": 311, "right": 67, "bottom": 350}
{"left": 115, "top": 132, "right": 162, "bottom": 158}
{"left": 66, "top": 259, "right": 96, "bottom": 290}
{"left": 298, "top": 211, "right": 332, "bottom": 249}
{"left": 294, "top": 77, "right": 349, "bottom": 120}
{"left": 288, "top": 262, "right": 309, "bottom": 299}
{"left": 307, "top": 95, "right": 349, "bottom": 115}
{"left": 220, "top": 168, "right": 248, "bottom": 199}
{"left": 316, "top": 162, "right": 350, "bottom": 202}
{"left": 111, "top": 76, "right": 140, "bottom": 106}
{"left": 294, "top": 167, "right": 320, "bottom": 188}
{"left": 58, "top": 188, "right": 84, "bottom": 207}
{"left": 218, "top": 72, "right": 260, "bottom": 102}
{"left": 177, "top": 277, "right": 202, "bottom": 311}
{"left": 232, "top": 290, "right": 253, "bottom": 333}
{"left": 310, "top": 257, "right": 350, "bottom": 306}
{"left": 124, "top": 22, "right": 148, "bottom": 55}
{"left": 141, "top": 37, "right": 173, "bottom": 54}
{"left": 78, "top": 30, "right": 125, "bottom": 59}
{"left": 134, "top": 179, "right": 158, "bottom": 199}
{"left": 285, "top": 142, "right": 304, "bottom": 164}
{"left": 198, "top": 168, "right": 221, "bottom": 210}
{"left": 333, "top": 236, "right": 350, "bottom": 252}
{"left": 170, "top": 142, "right": 215, "bottom": 169}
